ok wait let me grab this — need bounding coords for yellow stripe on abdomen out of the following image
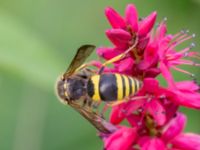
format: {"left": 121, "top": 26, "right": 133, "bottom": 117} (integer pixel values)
{"left": 115, "top": 74, "right": 123, "bottom": 100}
{"left": 123, "top": 75, "right": 130, "bottom": 97}
{"left": 130, "top": 78, "right": 136, "bottom": 95}
{"left": 90, "top": 75, "right": 101, "bottom": 101}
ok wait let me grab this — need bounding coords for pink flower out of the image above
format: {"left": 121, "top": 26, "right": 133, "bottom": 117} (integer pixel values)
{"left": 90, "top": 3, "right": 200, "bottom": 150}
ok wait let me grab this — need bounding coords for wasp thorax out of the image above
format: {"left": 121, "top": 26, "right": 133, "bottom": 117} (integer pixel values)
{"left": 67, "top": 78, "right": 86, "bottom": 100}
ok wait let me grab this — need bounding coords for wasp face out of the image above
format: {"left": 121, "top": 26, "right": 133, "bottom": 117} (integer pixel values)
{"left": 57, "top": 76, "right": 86, "bottom": 102}
{"left": 57, "top": 78, "right": 69, "bottom": 102}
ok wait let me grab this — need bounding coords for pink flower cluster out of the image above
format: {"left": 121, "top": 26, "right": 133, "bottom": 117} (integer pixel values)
{"left": 95, "top": 4, "right": 200, "bottom": 150}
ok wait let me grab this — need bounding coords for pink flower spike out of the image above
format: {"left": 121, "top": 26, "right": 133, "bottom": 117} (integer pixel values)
{"left": 141, "top": 138, "right": 165, "bottom": 150}
{"left": 105, "top": 7, "right": 126, "bottom": 29}
{"left": 162, "top": 113, "right": 186, "bottom": 143}
{"left": 171, "top": 133, "right": 200, "bottom": 150}
{"left": 138, "top": 11, "right": 157, "bottom": 37}
{"left": 106, "top": 29, "right": 132, "bottom": 48}
{"left": 104, "top": 127, "right": 137, "bottom": 150}
{"left": 125, "top": 4, "right": 138, "bottom": 32}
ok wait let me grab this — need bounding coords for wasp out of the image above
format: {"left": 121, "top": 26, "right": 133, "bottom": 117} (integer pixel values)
{"left": 57, "top": 44, "right": 142, "bottom": 106}
{"left": 56, "top": 44, "right": 142, "bottom": 132}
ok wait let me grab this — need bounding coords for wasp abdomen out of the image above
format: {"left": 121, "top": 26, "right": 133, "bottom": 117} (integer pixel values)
{"left": 87, "top": 73, "right": 141, "bottom": 102}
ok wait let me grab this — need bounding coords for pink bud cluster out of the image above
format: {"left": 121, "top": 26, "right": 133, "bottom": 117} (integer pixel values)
{"left": 94, "top": 4, "right": 200, "bottom": 150}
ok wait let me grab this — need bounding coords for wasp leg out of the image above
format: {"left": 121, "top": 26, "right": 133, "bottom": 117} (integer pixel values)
{"left": 98, "top": 38, "right": 138, "bottom": 74}
{"left": 75, "top": 61, "right": 97, "bottom": 73}
{"left": 81, "top": 98, "right": 88, "bottom": 107}
{"left": 90, "top": 101, "right": 101, "bottom": 115}
{"left": 100, "top": 104, "right": 110, "bottom": 119}
{"left": 106, "top": 100, "right": 126, "bottom": 107}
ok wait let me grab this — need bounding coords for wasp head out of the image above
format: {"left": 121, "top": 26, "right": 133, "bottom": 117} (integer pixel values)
{"left": 56, "top": 76, "right": 86, "bottom": 104}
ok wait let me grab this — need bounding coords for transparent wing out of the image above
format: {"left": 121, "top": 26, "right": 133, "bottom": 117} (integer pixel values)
{"left": 63, "top": 45, "right": 95, "bottom": 78}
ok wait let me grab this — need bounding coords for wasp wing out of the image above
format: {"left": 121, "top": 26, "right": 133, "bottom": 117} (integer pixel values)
{"left": 64, "top": 45, "right": 95, "bottom": 78}
{"left": 67, "top": 100, "right": 115, "bottom": 134}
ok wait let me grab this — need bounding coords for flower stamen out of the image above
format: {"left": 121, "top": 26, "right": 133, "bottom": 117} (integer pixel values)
{"left": 172, "top": 66, "right": 195, "bottom": 77}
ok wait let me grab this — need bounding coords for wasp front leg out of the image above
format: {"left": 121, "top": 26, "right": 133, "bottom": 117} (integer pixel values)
{"left": 98, "top": 38, "right": 138, "bottom": 74}
{"left": 75, "top": 62, "right": 97, "bottom": 73}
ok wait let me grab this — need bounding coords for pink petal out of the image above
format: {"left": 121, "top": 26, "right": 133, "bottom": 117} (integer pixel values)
{"left": 171, "top": 133, "right": 200, "bottom": 150}
{"left": 110, "top": 103, "right": 126, "bottom": 124}
{"left": 141, "top": 138, "right": 166, "bottom": 150}
{"left": 175, "top": 81, "right": 199, "bottom": 92}
{"left": 96, "top": 47, "right": 122, "bottom": 60}
{"left": 137, "top": 37, "right": 149, "bottom": 51}
{"left": 155, "top": 21, "right": 167, "bottom": 41}
{"left": 110, "top": 98, "right": 145, "bottom": 125}
{"left": 117, "top": 57, "right": 135, "bottom": 73}
{"left": 124, "top": 98, "right": 146, "bottom": 116}
{"left": 147, "top": 98, "right": 166, "bottom": 126}
{"left": 144, "top": 68, "right": 161, "bottom": 78}
{"left": 141, "top": 78, "right": 159, "bottom": 94}
{"left": 171, "top": 91, "right": 200, "bottom": 109}
{"left": 125, "top": 4, "right": 138, "bottom": 32}
{"left": 138, "top": 42, "right": 159, "bottom": 70}
{"left": 138, "top": 11, "right": 157, "bottom": 37}
{"left": 127, "top": 114, "right": 144, "bottom": 128}
{"left": 138, "top": 136, "right": 151, "bottom": 146}
{"left": 163, "top": 102, "right": 178, "bottom": 123}
{"left": 160, "top": 62, "right": 176, "bottom": 88}
{"left": 162, "top": 113, "right": 186, "bottom": 143}
{"left": 105, "top": 7, "right": 126, "bottom": 29}
{"left": 106, "top": 29, "right": 132, "bottom": 48}
{"left": 168, "top": 82, "right": 200, "bottom": 109}
{"left": 104, "top": 127, "right": 137, "bottom": 150}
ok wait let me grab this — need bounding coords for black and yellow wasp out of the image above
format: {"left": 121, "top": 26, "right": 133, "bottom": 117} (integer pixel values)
{"left": 56, "top": 44, "right": 142, "bottom": 133}
{"left": 57, "top": 45, "right": 142, "bottom": 107}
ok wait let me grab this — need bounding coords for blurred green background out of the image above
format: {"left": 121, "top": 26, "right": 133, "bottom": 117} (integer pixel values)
{"left": 0, "top": 0, "right": 200, "bottom": 150}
